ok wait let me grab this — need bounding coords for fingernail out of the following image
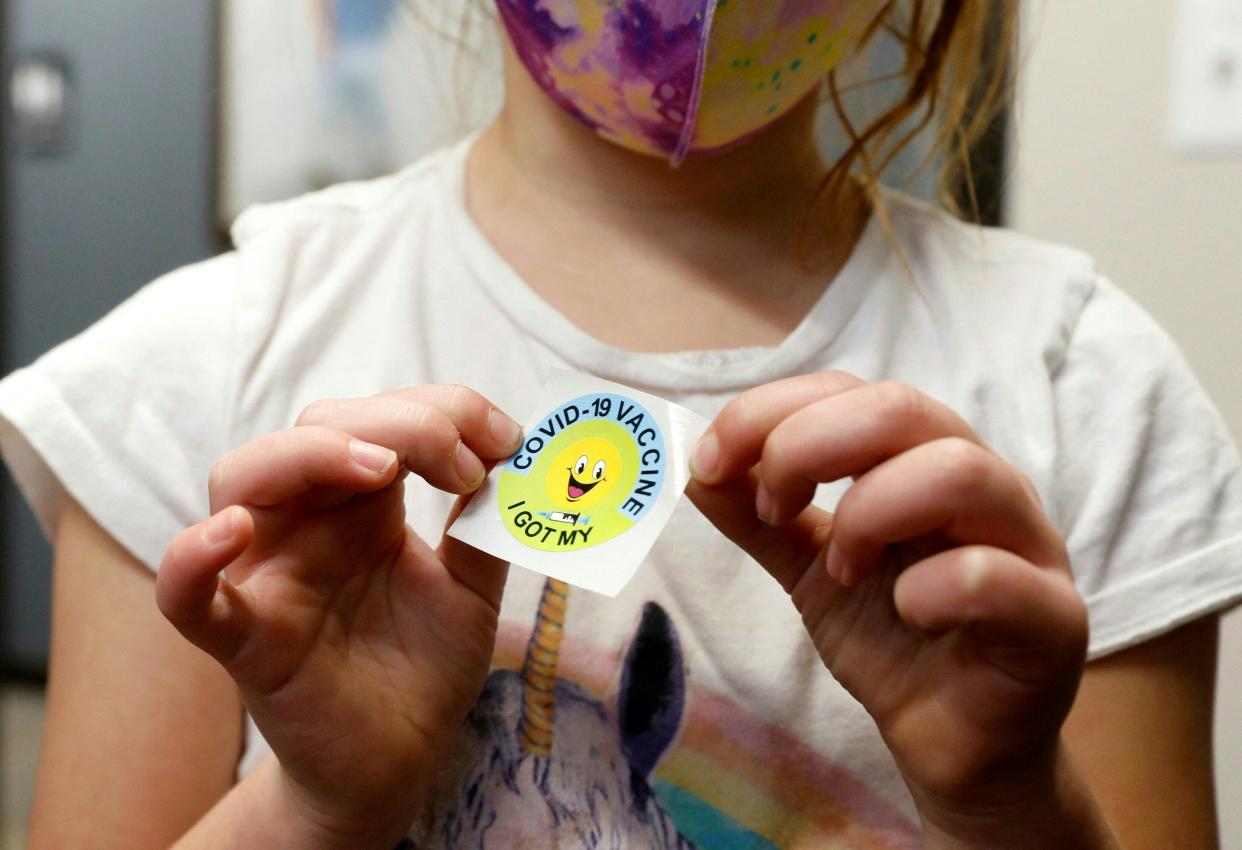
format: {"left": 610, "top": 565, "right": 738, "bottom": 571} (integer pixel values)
{"left": 456, "top": 441, "right": 485, "bottom": 488}
{"left": 691, "top": 432, "right": 720, "bottom": 483}
{"left": 755, "top": 482, "right": 775, "bottom": 524}
{"left": 349, "top": 439, "right": 397, "bottom": 474}
{"left": 488, "top": 408, "right": 523, "bottom": 450}
{"left": 824, "top": 545, "right": 843, "bottom": 583}
{"left": 839, "top": 563, "right": 856, "bottom": 587}
{"left": 204, "top": 507, "right": 239, "bottom": 544}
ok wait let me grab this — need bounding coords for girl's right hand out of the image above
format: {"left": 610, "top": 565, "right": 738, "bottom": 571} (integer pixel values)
{"left": 155, "top": 386, "right": 524, "bottom": 846}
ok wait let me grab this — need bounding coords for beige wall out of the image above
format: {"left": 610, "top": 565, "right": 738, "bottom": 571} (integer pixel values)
{"left": 1008, "top": 0, "right": 1242, "bottom": 843}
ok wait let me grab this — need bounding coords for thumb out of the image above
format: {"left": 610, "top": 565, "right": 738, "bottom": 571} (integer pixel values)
{"left": 156, "top": 506, "right": 256, "bottom": 666}
{"left": 686, "top": 473, "right": 833, "bottom": 594}
{"left": 438, "top": 491, "right": 509, "bottom": 612}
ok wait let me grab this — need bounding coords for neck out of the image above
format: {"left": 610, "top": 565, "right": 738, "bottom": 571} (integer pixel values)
{"left": 476, "top": 43, "right": 860, "bottom": 251}
{"left": 462, "top": 45, "right": 873, "bottom": 353}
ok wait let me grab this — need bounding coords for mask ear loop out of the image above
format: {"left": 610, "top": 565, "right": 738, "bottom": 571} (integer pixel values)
{"left": 670, "top": 0, "right": 720, "bottom": 167}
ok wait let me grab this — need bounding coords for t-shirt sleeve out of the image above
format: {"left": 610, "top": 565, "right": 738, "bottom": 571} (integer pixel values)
{"left": 1050, "top": 275, "right": 1242, "bottom": 658}
{"left": 0, "top": 252, "right": 241, "bottom": 571}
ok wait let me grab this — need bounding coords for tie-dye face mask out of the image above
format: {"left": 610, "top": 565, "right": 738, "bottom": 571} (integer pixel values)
{"left": 497, "top": 0, "right": 888, "bottom": 164}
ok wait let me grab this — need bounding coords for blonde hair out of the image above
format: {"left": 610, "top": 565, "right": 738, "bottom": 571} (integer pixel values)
{"left": 826, "top": 0, "right": 1020, "bottom": 223}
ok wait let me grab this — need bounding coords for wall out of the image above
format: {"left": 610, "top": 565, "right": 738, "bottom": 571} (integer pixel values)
{"left": 2, "top": 0, "right": 218, "bottom": 669}
{"left": 1007, "top": 1, "right": 1242, "bottom": 844}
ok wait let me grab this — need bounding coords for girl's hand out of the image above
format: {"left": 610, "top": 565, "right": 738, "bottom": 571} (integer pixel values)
{"left": 688, "top": 372, "right": 1100, "bottom": 847}
{"left": 156, "top": 386, "right": 523, "bottom": 846}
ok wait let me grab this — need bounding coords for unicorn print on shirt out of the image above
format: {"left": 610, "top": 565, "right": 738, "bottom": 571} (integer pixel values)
{"left": 404, "top": 578, "right": 697, "bottom": 849}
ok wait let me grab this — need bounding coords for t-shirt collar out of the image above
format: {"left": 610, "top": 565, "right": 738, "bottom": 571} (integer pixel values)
{"left": 438, "top": 134, "right": 892, "bottom": 394}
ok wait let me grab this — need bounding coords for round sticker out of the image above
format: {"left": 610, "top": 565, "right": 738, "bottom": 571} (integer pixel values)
{"left": 497, "top": 392, "right": 666, "bottom": 551}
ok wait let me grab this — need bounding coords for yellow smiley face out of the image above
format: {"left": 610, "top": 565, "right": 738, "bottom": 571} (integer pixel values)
{"left": 545, "top": 436, "right": 623, "bottom": 512}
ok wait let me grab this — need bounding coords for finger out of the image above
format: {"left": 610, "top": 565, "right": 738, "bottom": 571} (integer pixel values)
{"left": 294, "top": 396, "right": 507, "bottom": 497}
{"left": 757, "top": 381, "right": 982, "bottom": 524}
{"left": 893, "top": 545, "right": 1088, "bottom": 680}
{"left": 691, "top": 371, "right": 865, "bottom": 484}
{"left": 825, "top": 438, "right": 1065, "bottom": 586}
{"left": 686, "top": 474, "right": 833, "bottom": 594}
{"left": 156, "top": 506, "right": 256, "bottom": 664}
{"left": 209, "top": 427, "right": 402, "bottom": 512}
{"left": 297, "top": 385, "right": 524, "bottom": 461}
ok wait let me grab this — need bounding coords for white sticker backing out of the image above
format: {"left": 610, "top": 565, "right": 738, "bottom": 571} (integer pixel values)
{"left": 448, "top": 370, "right": 709, "bottom": 597}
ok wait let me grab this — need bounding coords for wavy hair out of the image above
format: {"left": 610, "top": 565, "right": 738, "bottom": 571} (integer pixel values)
{"left": 826, "top": 0, "right": 1019, "bottom": 224}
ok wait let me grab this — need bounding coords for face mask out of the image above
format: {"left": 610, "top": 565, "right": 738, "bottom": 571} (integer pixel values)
{"left": 496, "top": 0, "right": 888, "bottom": 164}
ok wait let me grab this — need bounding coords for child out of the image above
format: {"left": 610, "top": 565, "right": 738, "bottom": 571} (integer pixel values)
{"left": 3, "top": 1, "right": 1239, "bottom": 847}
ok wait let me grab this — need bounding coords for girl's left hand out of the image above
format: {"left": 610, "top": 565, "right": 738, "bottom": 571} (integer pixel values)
{"left": 687, "top": 372, "right": 1094, "bottom": 843}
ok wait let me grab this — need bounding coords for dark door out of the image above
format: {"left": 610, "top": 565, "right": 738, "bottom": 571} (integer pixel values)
{"left": 2, "top": 0, "right": 219, "bottom": 673}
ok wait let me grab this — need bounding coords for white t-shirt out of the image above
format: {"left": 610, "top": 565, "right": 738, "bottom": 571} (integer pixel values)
{"left": 2, "top": 136, "right": 1241, "bottom": 848}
